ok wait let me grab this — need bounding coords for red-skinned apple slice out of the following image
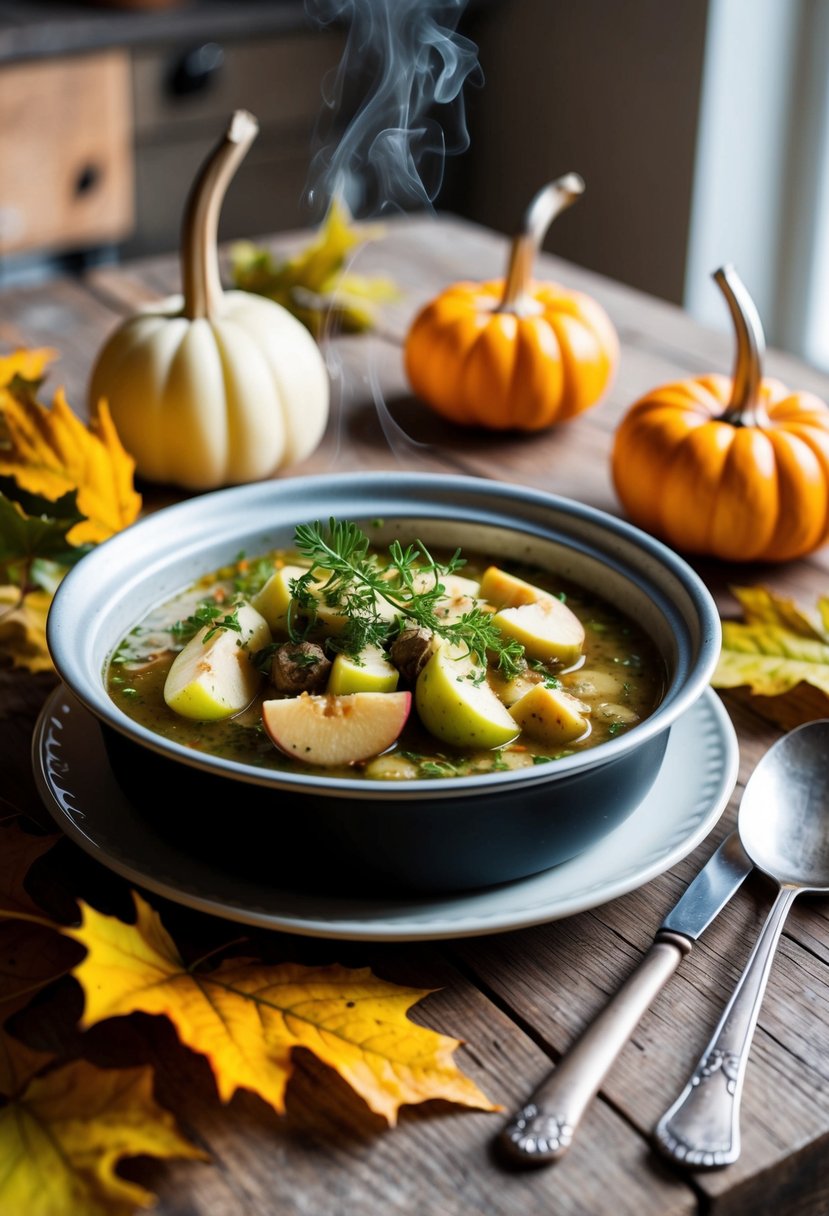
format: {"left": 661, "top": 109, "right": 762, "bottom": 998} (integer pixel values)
{"left": 261, "top": 691, "right": 412, "bottom": 767}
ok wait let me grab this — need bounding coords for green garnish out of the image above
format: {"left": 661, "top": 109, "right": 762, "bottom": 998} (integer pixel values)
{"left": 289, "top": 518, "right": 525, "bottom": 676}
{"left": 172, "top": 598, "right": 243, "bottom": 644}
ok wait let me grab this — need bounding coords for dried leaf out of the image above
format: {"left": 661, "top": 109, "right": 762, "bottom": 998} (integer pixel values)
{"left": 0, "top": 921, "right": 78, "bottom": 1022}
{"left": 0, "top": 1029, "right": 205, "bottom": 1216}
{"left": 0, "top": 348, "right": 57, "bottom": 403}
{"left": 713, "top": 585, "right": 829, "bottom": 699}
{"left": 232, "top": 198, "right": 399, "bottom": 336}
{"left": 0, "top": 584, "right": 53, "bottom": 672}
{"left": 0, "top": 390, "right": 141, "bottom": 545}
{"left": 0, "top": 817, "right": 57, "bottom": 918}
{"left": 66, "top": 893, "right": 498, "bottom": 1126}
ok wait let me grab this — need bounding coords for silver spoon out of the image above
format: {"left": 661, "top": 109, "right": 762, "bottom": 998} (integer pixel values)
{"left": 654, "top": 719, "right": 829, "bottom": 1168}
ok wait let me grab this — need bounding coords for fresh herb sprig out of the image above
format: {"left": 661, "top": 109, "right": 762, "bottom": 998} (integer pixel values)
{"left": 290, "top": 518, "right": 525, "bottom": 677}
{"left": 172, "top": 598, "right": 242, "bottom": 644}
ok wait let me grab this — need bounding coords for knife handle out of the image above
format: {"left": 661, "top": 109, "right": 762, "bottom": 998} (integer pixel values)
{"left": 499, "top": 931, "right": 690, "bottom": 1166}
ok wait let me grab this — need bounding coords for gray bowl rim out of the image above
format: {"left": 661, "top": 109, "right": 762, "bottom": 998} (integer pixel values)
{"left": 47, "top": 471, "right": 722, "bottom": 802}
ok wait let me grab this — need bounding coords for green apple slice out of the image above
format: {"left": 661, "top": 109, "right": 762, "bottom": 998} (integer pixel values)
{"left": 252, "top": 564, "right": 308, "bottom": 631}
{"left": 261, "top": 691, "right": 411, "bottom": 766}
{"left": 509, "top": 684, "right": 590, "bottom": 745}
{"left": 164, "top": 602, "right": 271, "bottom": 721}
{"left": 493, "top": 600, "right": 585, "bottom": 666}
{"left": 328, "top": 644, "right": 400, "bottom": 694}
{"left": 415, "top": 643, "right": 519, "bottom": 749}
{"left": 480, "top": 566, "right": 549, "bottom": 608}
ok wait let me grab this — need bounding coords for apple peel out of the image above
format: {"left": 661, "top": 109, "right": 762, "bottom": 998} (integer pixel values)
{"left": 262, "top": 691, "right": 412, "bottom": 767}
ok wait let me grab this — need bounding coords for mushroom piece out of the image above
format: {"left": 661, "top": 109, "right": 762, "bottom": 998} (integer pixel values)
{"left": 389, "top": 626, "right": 438, "bottom": 684}
{"left": 271, "top": 642, "right": 331, "bottom": 694}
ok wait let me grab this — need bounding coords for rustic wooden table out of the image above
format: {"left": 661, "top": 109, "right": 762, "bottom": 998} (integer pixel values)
{"left": 2, "top": 214, "right": 829, "bottom": 1216}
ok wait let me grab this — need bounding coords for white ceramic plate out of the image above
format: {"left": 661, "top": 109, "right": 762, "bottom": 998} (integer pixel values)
{"left": 33, "top": 687, "right": 738, "bottom": 941}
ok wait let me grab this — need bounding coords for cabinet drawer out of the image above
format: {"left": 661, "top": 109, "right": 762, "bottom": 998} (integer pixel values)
{"left": 125, "top": 130, "right": 313, "bottom": 257}
{"left": 132, "top": 31, "right": 344, "bottom": 137}
{"left": 0, "top": 51, "right": 133, "bottom": 256}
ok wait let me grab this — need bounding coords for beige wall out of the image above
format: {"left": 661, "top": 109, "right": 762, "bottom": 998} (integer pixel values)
{"left": 457, "top": 0, "right": 710, "bottom": 303}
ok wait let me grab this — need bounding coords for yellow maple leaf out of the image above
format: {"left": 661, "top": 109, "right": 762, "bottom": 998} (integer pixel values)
{"left": 0, "top": 389, "right": 141, "bottom": 545}
{"left": 713, "top": 585, "right": 829, "bottom": 698}
{"left": 0, "top": 348, "right": 57, "bottom": 394}
{"left": 0, "top": 1029, "right": 205, "bottom": 1216}
{"left": 66, "top": 893, "right": 498, "bottom": 1126}
{"left": 0, "top": 585, "right": 52, "bottom": 672}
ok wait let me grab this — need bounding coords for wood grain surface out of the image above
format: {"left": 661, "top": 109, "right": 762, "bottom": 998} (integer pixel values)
{"left": 3, "top": 214, "right": 829, "bottom": 1216}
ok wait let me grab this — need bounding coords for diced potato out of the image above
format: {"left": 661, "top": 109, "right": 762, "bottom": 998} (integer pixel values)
{"left": 509, "top": 684, "right": 590, "bottom": 746}
{"left": 489, "top": 669, "right": 544, "bottom": 707}
{"left": 480, "top": 565, "right": 550, "bottom": 608}
{"left": 363, "top": 753, "right": 420, "bottom": 781}
{"left": 493, "top": 599, "right": 585, "bottom": 666}
{"left": 564, "top": 668, "right": 626, "bottom": 699}
{"left": 597, "top": 702, "right": 639, "bottom": 724}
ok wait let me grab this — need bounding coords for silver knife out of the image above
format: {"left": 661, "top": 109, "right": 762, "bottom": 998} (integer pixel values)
{"left": 499, "top": 831, "right": 752, "bottom": 1166}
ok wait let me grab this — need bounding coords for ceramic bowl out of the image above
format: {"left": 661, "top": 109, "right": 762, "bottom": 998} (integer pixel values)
{"left": 46, "top": 472, "right": 721, "bottom": 893}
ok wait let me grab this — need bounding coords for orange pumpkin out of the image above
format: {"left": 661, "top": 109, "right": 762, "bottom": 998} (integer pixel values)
{"left": 612, "top": 266, "right": 829, "bottom": 563}
{"left": 404, "top": 175, "right": 618, "bottom": 430}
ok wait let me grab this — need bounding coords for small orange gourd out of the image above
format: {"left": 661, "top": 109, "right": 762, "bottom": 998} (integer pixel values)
{"left": 404, "top": 175, "right": 618, "bottom": 430}
{"left": 612, "top": 266, "right": 829, "bottom": 563}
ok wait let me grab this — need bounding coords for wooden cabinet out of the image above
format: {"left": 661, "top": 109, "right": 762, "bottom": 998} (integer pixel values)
{"left": 126, "top": 30, "right": 345, "bottom": 256}
{"left": 0, "top": 51, "right": 133, "bottom": 256}
{"left": 0, "top": 26, "right": 343, "bottom": 267}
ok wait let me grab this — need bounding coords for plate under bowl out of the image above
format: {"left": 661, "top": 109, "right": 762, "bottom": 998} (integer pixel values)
{"left": 46, "top": 473, "right": 721, "bottom": 892}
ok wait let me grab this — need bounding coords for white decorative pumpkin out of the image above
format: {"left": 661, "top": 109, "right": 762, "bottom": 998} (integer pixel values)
{"left": 89, "top": 111, "right": 329, "bottom": 490}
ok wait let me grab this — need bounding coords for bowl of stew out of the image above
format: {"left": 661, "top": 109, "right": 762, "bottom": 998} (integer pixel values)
{"left": 46, "top": 472, "right": 720, "bottom": 893}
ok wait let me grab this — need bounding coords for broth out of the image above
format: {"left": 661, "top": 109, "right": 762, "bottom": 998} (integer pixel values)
{"left": 106, "top": 540, "right": 666, "bottom": 780}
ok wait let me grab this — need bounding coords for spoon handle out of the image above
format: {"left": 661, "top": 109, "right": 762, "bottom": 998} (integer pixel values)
{"left": 499, "top": 932, "right": 690, "bottom": 1165}
{"left": 653, "top": 885, "right": 798, "bottom": 1168}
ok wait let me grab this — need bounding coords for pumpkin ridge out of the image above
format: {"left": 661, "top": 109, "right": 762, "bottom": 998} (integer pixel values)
{"left": 510, "top": 316, "right": 563, "bottom": 430}
{"left": 763, "top": 428, "right": 829, "bottom": 560}
{"left": 460, "top": 314, "right": 519, "bottom": 429}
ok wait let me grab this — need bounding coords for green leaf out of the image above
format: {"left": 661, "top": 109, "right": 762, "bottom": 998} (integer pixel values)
{"left": 0, "top": 477, "right": 82, "bottom": 522}
{"left": 0, "top": 491, "right": 84, "bottom": 570}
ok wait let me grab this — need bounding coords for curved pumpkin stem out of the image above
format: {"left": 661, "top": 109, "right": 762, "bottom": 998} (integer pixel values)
{"left": 498, "top": 173, "right": 585, "bottom": 315}
{"left": 714, "top": 265, "right": 769, "bottom": 427}
{"left": 181, "top": 110, "right": 259, "bottom": 321}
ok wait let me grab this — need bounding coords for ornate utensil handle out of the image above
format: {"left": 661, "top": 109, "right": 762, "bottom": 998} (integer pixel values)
{"left": 653, "top": 885, "right": 798, "bottom": 1168}
{"left": 499, "top": 932, "right": 691, "bottom": 1165}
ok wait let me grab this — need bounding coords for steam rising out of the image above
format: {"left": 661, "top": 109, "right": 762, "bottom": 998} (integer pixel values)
{"left": 305, "top": 0, "right": 481, "bottom": 216}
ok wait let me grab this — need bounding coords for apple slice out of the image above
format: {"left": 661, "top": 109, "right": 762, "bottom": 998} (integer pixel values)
{"left": 328, "top": 644, "right": 399, "bottom": 694}
{"left": 164, "top": 602, "right": 271, "bottom": 721}
{"left": 252, "top": 564, "right": 308, "bottom": 631}
{"left": 261, "top": 691, "right": 411, "bottom": 766}
{"left": 413, "top": 571, "right": 480, "bottom": 623}
{"left": 493, "top": 599, "right": 585, "bottom": 666}
{"left": 415, "top": 643, "right": 519, "bottom": 749}
{"left": 509, "top": 684, "right": 590, "bottom": 746}
{"left": 480, "top": 565, "right": 551, "bottom": 608}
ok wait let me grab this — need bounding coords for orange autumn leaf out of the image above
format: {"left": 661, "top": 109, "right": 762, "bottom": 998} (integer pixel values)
{"left": 0, "top": 389, "right": 141, "bottom": 544}
{"left": 66, "top": 893, "right": 498, "bottom": 1126}
{"left": 0, "top": 1029, "right": 205, "bottom": 1216}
